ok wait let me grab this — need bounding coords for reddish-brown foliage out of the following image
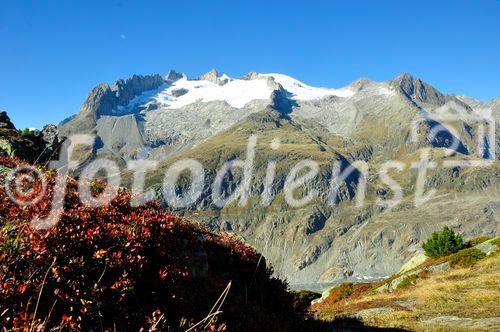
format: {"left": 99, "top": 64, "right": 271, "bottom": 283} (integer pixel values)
{"left": 0, "top": 157, "right": 305, "bottom": 331}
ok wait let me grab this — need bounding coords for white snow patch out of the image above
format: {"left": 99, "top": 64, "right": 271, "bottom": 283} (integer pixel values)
{"left": 155, "top": 76, "right": 272, "bottom": 109}
{"left": 370, "top": 86, "right": 394, "bottom": 96}
{"left": 219, "top": 73, "right": 232, "bottom": 82}
{"left": 259, "top": 73, "right": 355, "bottom": 100}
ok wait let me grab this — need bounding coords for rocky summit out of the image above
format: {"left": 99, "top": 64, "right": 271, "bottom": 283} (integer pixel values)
{"left": 56, "top": 69, "right": 500, "bottom": 290}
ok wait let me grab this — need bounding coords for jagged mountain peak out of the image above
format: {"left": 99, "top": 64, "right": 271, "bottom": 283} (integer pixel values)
{"left": 198, "top": 68, "right": 232, "bottom": 86}
{"left": 199, "top": 68, "right": 219, "bottom": 82}
{"left": 164, "top": 69, "right": 186, "bottom": 82}
{"left": 347, "top": 77, "right": 375, "bottom": 91}
{"left": 390, "top": 73, "right": 446, "bottom": 106}
{"left": 242, "top": 71, "right": 259, "bottom": 80}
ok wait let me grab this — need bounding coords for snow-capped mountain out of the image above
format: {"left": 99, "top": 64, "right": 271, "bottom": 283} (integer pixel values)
{"left": 60, "top": 69, "right": 405, "bottom": 159}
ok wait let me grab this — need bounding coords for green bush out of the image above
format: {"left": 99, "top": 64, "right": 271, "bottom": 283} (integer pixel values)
{"left": 450, "top": 248, "right": 486, "bottom": 268}
{"left": 20, "top": 128, "right": 31, "bottom": 136}
{"left": 422, "top": 226, "right": 464, "bottom": 258}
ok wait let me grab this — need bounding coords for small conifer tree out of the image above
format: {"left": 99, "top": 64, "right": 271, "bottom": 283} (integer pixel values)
{"left": 422, "top": 226, "right": 464, "bottom": 258}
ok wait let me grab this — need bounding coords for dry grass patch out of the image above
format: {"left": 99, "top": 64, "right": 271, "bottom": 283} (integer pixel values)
{"left": 315, "top": 253, "right": 500, "bottom": 331}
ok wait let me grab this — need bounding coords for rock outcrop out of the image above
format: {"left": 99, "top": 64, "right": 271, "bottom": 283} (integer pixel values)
{"left": 0, "top": 112, "right": 61, "bottom": 163}
{"left": 0, "top": 111, "right": 15, "bottom": 130}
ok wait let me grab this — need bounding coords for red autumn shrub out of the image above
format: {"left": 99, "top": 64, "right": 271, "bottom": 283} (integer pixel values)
{"left": 0, "top": 157, "right": 306, "bottom": 331}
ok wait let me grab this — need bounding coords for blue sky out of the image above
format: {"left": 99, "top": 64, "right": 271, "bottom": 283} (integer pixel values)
{"left": 1, "top": 0, "right": 499, "bottom": 129}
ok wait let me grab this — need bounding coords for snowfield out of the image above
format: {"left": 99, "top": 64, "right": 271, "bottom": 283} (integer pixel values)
{"left": 114, "top": 72, "right": 361, "bottom": 115}
{"left": 156, "top": 76, "right": 272, "bottom": 108}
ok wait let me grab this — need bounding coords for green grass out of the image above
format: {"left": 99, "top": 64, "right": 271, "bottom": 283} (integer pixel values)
{"left": 468, "top": 236, "right": 492, "bottom": 246}
{"left": 449, "top": 248, "right": 486, "bottom": 268}
{"left": 489, "top": 237, "right": 500, "bottom": 247}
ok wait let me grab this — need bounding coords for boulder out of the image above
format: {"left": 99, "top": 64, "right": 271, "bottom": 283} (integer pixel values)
{"left": 0, "top": 138, "right": 14, "bottom": 157}
{"left": 475, "top": 241, "right": 499, "bottom": 256}
{"left": 40, "top": 124, "right": 61, "bottom": 160}
{"left": 427, "top": 262, "right": 451, "bottom": 273}
{"left": 171, "top": 88, "right": 188, "bottom": 98}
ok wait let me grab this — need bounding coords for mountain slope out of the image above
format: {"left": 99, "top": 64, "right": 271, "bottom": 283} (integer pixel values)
{"left": 135, "top": 109, "right": 500, "bottom": 288}
{"left": 57, "top": 70, "right": 500, "bottom": 289}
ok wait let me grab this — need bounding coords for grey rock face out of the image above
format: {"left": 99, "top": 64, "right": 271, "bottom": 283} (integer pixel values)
{"left": 111, "top": 74, "right": 164, "bottom": 107}
{"left": 95, "top": 115, "right": 144, "bottom": 157}
{"left": 81, "top": 83, "right": 115, "bottom": 118}
{"left": 0, "top": 139, "right": 14, "bottom": 157}
{"left": 140, "top": 99, "right": 272, "bottom": 159}
{"left": 60, "top": 74, "right": 165, "bottom": 136}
